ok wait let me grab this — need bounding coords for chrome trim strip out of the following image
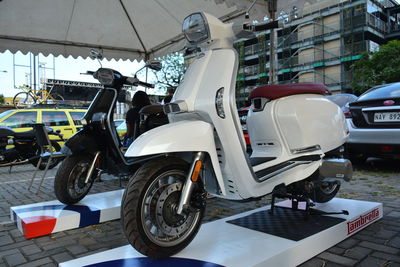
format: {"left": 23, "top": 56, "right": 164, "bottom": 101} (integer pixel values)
{"left": 291, "top": 145, "right": 321, "bottom": 154}
{"left": 258, "top": 161, "right": 310, "bottom": 182}
{"left": 362, "top": 105, "right": 400, "bottom": 112}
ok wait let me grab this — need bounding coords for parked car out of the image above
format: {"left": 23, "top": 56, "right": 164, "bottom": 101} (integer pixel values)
{"left": 346, "top": 82, "right": 400, "bottom": 162}
{"left": 238, "top": 106, "right": 251, "bottom": 148}
{"left": 0, "top": 108, "right": 87, "bottom": 141}
{"left": 326, "top": 93, "right": 358, "bottom": 110}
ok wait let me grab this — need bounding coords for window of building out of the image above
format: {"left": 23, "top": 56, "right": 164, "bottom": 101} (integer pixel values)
{"left": 369, "top": 40, "right": 380, "bottom": 52}
{"left": 2, "top": 111, "right": 37, "bottom": 128}
{"left": 367, "top": 1, "right": 379, "bottom": 15}
{"left": 42, "top": 111, "right": 70, "bottom": 127}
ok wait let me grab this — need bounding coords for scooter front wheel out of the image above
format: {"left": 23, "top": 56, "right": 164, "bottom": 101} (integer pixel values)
{"left": 54, "top": 155, "right": 95, "bottom": 204}
{"left": 121, "top": 157, "right": 205, "bottom": 259}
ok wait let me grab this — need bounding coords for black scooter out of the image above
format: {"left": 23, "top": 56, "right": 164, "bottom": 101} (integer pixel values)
{"left": 0, "top": 125, "right": 63, "bottom": 169}
{"left": 54, "top": 60, "right": 163, "bottom": 204}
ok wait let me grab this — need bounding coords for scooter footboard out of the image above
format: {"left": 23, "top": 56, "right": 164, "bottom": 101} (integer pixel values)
{"left": 125, "top": 120, "right": 226, "bottom": 195}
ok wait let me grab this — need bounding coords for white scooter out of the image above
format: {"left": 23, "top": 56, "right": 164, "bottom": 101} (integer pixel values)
{"left": 121, "top": 12, "right": 352, "bottom": 258}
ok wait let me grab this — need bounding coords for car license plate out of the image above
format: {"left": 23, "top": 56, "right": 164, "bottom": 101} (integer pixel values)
{"left": 374, "top": 112, "right": 400, "bottom": 122}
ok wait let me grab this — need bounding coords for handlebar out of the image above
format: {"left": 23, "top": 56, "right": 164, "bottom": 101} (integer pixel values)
{"left": 80, "top": 71, "right": 95, "bottom": 75}
{"left": 89, "top": 69, "right": 155, "bottom": 89}
{"left": 137, "top": 81, "right": 155, "bottom": 88}
{"left": 125, "top": 77, "right": 155, "bottom": 88}
{"left": 46, "top": 127, "right": 64, "bottom": 140}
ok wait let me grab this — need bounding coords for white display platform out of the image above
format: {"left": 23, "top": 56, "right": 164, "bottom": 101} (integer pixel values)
{"left": 60, "top": 198, "right": 382, "bottom": 267}
{"left": 10, "top": 190, "right": 123, "bottom": 238}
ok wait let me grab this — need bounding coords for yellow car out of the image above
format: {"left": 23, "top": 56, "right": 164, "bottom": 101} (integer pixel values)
{"left": 0, "top": 108, "right": 87, "bottom": 141}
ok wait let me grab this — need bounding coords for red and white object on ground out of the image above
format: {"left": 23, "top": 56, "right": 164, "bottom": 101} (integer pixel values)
{"left": 10, "top": 190, "right": 123, "bottom": 239}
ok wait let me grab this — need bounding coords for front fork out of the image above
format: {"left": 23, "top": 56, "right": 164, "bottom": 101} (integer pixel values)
{"left": 177, "top": 152, "right": 205, "bottom": 215}
{"left": 84, "top": 151, "right": 101, "bottom": 183}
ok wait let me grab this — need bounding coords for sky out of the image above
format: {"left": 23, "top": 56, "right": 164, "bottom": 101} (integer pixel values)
{"left": 0, "top": 50, "right": 161, "bottom": 97}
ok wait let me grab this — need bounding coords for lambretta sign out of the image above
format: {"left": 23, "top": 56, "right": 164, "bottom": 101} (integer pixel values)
{"left": 347, "top": 208, "right": 380, "bottom": 235}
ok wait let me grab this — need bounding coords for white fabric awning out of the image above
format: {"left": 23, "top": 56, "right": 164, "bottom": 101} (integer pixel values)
{"left": 0, "top": 0, "right": 239, "bottom": 60}
{"left": 0, "top": 0, "right": 311, "bottom": 61}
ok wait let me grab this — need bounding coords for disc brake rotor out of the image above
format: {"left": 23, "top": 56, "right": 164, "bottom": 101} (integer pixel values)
{"left": 155, "top": 183, "right": 194, "bottom": 236}
{"left": 69, "top": 162, "right": 90, "bottom": 195}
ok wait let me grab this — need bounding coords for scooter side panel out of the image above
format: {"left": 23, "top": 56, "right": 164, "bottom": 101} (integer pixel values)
{"left": 275, "top": 94, "right": 348, "bottom": 153}
{"left": 124, "top": 120, "right": 226, "bottom": 195}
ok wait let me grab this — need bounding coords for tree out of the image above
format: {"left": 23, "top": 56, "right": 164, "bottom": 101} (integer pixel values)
{"left": 351, "top": 40, "right": 400, "bottom": 95}
{"left": 153, "top": 52, "right": 186, "bottom": 93}
{"left": 0, "top": 94, "right": 4, "bottom": 104}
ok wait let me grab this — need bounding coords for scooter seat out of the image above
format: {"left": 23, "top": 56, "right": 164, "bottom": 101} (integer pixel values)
{"left": 14, "top": 130, "right": 36, "bottom": 139}
{"left": 249, "top": 82, "right": 331, "bottom": 100}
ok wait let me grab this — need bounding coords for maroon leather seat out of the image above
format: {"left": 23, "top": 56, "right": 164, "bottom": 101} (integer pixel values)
{"left": 249, "top": 82, "right": 331, "bottom": 100}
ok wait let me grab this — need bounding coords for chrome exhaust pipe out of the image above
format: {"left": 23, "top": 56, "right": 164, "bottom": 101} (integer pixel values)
{"left": 319, "top": 158, "right": 353, "bottom": 182}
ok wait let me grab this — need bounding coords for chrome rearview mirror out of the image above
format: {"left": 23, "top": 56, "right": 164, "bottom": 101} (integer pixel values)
{"left": 90, "top": 49, "right": 103, "bottom": 60}
{"left": 145, "top": 60, "right": 162, "bottom": 71}
{"left": 90, "top": 49, "right": 104, "bottom": 67}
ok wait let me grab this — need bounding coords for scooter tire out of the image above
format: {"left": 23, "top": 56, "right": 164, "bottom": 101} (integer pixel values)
{"left": 310, "top": 182, "right": 340, "bottom": 203}
{"left": 121, "top": 157, "right": 205, "bottom": 259}
{"left": 54, "top": 155, "right": 94, "bottom": 204}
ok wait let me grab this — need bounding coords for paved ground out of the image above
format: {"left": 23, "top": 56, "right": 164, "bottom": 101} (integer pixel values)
{"left": 0, "top": 158, "right": 399, "bottom": 266}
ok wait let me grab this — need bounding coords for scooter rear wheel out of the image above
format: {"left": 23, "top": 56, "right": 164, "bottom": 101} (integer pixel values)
{"left": 121, "top": 157, "right": 205, "bottom": 259}
{"left": 54, "top": 155, "right": 94, "bottom": 204}
{"left": 310, "top": 181, "right": 340, "bottom": 203}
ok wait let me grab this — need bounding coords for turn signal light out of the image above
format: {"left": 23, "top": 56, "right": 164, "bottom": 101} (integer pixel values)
{"left": 342, "top": 106, "right": 352, "bottom": 118}
{"left": 191, "top": 160, "right": 203, "bottom": 182}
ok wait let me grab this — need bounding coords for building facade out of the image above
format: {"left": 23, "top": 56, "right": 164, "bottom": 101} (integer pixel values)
{"left": 235, "top": 0, "right": 400, "bottom": 106}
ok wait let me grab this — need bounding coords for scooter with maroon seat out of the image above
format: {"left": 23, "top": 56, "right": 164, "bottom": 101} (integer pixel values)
{"left": 121, "top": 12, "right": 352, "bottom": 258}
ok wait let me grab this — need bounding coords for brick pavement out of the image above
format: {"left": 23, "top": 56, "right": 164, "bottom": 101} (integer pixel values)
{"left": 0, "top": 159, "right": 399, "bottom": 266}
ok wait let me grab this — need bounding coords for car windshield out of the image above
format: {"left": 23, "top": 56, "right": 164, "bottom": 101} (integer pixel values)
{"left": 358, "top": 83, "right": 400, "bottom": 101}
{"left": 0, "top": 110, "right": 14, "bottom": 120}
{"left": 326, "top": 94, "right": 358, "bottom": 107}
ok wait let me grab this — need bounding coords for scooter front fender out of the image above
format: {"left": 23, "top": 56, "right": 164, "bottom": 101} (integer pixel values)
{"left": 63, "top": 128, "right": 100, "bottom": 156}
{"left": 125, "top": 120, "right": 226, "bottom": 195}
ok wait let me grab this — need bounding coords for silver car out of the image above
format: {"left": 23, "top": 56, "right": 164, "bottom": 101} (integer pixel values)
{"left": 346, "top": 83, "right": 400, "bottom": 163}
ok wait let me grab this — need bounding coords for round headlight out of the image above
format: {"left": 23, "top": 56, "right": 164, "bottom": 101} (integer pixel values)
{"left": 182, "top": 13, "right": 209, "bottom": 44}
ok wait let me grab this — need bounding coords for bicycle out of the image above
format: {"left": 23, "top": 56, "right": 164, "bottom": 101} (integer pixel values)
{"left": 13, "top": 85, "right": 64, "bottom": 109}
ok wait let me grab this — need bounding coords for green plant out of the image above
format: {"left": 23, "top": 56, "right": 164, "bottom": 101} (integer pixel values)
{"left": 351, "top": 40, "right": 400, "bottom": 94}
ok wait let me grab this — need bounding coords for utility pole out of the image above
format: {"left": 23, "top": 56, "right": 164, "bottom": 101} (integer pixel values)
{"left": 268, "top": 0, "right": 277, "bottom": 84}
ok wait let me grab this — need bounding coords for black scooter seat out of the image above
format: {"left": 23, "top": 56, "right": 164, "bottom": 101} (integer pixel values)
{"left": 13, "top": 130, "right": 36, "bottom": 139}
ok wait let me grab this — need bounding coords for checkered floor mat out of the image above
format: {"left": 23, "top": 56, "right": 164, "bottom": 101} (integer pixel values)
{"left": 227, "top": 207, "right": 345, "bottom": 241}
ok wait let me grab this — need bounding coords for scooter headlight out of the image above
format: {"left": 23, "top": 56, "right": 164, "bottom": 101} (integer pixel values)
{"left": 215, "top": 87, "right": 225, "bottom": 119}
{"left": 182, "top": 13, "right": 209, "bottom": 44}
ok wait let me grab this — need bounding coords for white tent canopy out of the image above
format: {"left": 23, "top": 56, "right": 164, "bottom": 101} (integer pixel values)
{"left": 0, "top": 0, "right": 311, "bottom": 61}
{"left": 0, "top": 0, "right": 239, "bottom": 61}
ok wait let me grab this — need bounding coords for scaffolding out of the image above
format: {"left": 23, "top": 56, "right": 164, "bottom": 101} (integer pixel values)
{"left": 235, "top": 0, "right": 400, "bottom": 106}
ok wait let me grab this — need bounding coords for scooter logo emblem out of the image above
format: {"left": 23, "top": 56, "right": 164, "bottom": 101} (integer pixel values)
{"left": 347, "top": 208, "right": 380, "bottom": 235}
